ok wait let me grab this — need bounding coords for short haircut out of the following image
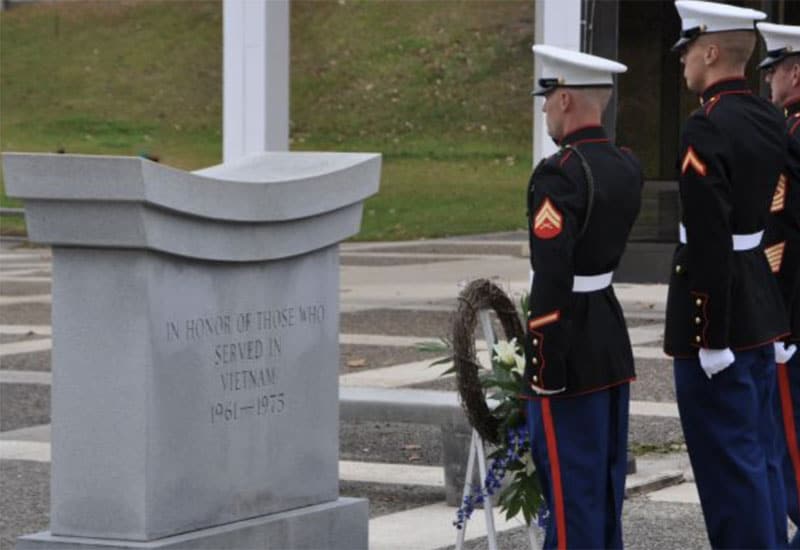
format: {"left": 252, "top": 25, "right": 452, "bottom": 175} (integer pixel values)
{"left": 572, "top": 87, "right": 613, "bottom": 112}
{"left": 780, "top": 55, "right": 800, "bottom": 73}
{"left": 698, "top": 30, "right": 757, "bottom": 70}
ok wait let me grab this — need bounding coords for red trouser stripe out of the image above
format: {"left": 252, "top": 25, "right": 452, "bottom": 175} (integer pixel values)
{"left": 542, "top": 398, "right": 567, "bottom": 550}
{"left": 778, "top": 363, "right": 800, "bottom": 518}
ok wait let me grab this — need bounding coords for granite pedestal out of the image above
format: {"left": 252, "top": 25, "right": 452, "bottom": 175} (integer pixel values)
{"left": 3, "top": 151, "right": 381, "bottom": 549}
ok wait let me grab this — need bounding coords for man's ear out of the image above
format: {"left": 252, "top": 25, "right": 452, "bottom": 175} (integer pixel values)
{"left": 703, "top": 43, "right": 719, "bottom": 66}
{"left": 792, "top": 61, "right": 800, "bottom": 88}
{"left": 558, "top": 90, "right": 571, "bottom": 112}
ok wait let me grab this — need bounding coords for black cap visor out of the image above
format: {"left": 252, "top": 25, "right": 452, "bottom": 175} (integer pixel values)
{"left": 532, "top": 78, "right": 560, "bottom": 96}
{"left": 531, "top": 81, "right": 614, "bottom": 97}
{"left": 758, "top": 48, "right": 799, "bottom": 70}
{"left": 672, "top": 26, "right": 703, "bottom": 52}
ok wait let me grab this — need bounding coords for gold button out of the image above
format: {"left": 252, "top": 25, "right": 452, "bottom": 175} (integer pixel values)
{"left": 695, "top": 335, "right": 702, "bottom": 343}
{"left": 533, "top": 338, "right": 539, "bottom": 346}
{"left": 695, "top": 317, "right": 701, "bottom": 324}
{"left": 532, "top": 357, "right": 538, "bottom": 365}
{"left": 675, "top": 265, "right": 682, "bottom": 274}
{"left": 695, "top": 298, "right": 702, "bottom": 307}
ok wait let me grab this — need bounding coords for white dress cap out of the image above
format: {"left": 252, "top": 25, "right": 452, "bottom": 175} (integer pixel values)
{"left": 532, "top": 44, "right": 627, "bottom": 96}
{"left": 756, "top": 23, "right": 800, "bottom": 69}
{"left": 672, "top": 0, "right": 766, "bottom": 51}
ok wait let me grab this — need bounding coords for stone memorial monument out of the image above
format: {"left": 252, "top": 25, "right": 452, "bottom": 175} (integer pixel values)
{"left": 3, "top": 151, "right": 381, "bottom": 549}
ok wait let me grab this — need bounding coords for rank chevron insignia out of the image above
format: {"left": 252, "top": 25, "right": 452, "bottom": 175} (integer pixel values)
{"left": 771, "top": 173, "right": 787, "bottom": 213}
{"left": 533, "top": 197, "right": 563, "bottom": 239}
{"left": 765, "top": 242, "right": 786, "bottom": 273}
{"left": 681, "top": 146, "right": 707, "bottom": 177}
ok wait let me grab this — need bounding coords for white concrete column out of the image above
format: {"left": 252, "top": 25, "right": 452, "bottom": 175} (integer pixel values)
{"left": 223, "top": 0, "right": 290, "bottom": 163}
{"left": 532, "top": 0, "right": 582, "bottom": 164}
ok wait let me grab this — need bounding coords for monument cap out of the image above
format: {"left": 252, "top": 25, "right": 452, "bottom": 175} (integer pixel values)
{"left": 531, "top": 44, "right": 627, "bottom": 97}
{"left": 756, "top": 22, "right": 800, "bottom": 69}
{"left": 672, "top": 0, "right": 766, "bottom": 52}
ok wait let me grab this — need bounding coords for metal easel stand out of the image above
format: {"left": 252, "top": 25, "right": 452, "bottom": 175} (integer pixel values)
{"left": 454, "top": 310, "right": 539, "bottom": 550}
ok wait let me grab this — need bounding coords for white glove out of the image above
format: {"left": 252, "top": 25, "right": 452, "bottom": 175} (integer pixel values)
{"left": 530, "top": 383, "right": 566, "bottom": 396}
{"left": 698, "top": 348, "right": 735, "bottom": 379}
{"left": 775, "top": 342, "right": 798, "bottom": 365}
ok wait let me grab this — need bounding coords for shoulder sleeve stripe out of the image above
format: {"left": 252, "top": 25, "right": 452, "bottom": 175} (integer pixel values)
{"left": 681, "top": 146, "right": 707, "bottom": 176}
{"left": 765, "top": 241, "right": 786, "bottom": 273}
{"left": 771, "top": 174, "right": 787, "bottom": 213}
{"left": 528, "top": 310, "right": 561, "bottom": 330}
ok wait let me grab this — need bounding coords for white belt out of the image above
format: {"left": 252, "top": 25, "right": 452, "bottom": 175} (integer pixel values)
{"left": 529, "top": 270, "right": 613, "bottom": 292}
{"left": 678, "top": 223, "right": 763, "bottom": 251}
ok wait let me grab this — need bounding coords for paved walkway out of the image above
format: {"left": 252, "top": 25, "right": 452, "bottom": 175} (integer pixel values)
{"left": 0, "top": 234, "right": 713, "bottom": 550}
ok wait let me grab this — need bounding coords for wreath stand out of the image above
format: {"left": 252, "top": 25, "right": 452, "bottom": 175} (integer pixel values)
{"left": 452, "top": 280, "right": 539, "bottom": 550}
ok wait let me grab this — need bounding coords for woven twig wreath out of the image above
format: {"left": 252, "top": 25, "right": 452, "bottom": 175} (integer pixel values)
{"left": 453, "top": 278, "right": 524, "bottom": 445}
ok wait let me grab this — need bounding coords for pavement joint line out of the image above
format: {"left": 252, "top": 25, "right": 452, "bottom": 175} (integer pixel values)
{"left": 0, "top": 338, "right": 53, "bottom": 357}
{"left": 341, "top": 303, "right": 456, "bottom": 313}
{"left": 647, "top": 482, "right": 701, "bottom": 504}
{"left": 341, "top": 240, "right": 525, "bottom": 251}
{"left": 0, "top": 294, "right": 52, "bottom": 306}
{"left": 0, "top": 423, "right": 50, "bottom": 442}
{"left": 340, "top": 333, "right": 485, "bottom": 349}
{"left": 340, "top": 460, "right": 444, "bottom": 487}
{"left": 0, "top": 325, "right": 51, "bottom": 336}
{"left": 0, "top": 263, "right": 53, "bottom": 270}
{"left": 0, "top": 369, "right": 52, "bottom": 385}
{"left": 0, "top": 276, "right": 52, "bottom": 283}
{"left": 341, "top": 252, "right": 511, "bottom": 260}
{"left": 340, "top": 356, "right": 462, "bottom": 388}
{"left": 625, "top": 470, "right": 685, "bottom": 498}
{"left": 0, "top": 254, "right": 50, "bottom": 261}
{"left": 0, "top": 440, "right": 51, "bottom": 462}
{"left": 0, "top": 269, "right": 51, "bottom": 278}
{"left": 629, "top": 401, "right": 679, "bottom": 418}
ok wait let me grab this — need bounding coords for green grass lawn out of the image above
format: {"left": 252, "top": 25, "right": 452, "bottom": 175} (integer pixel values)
{"left": 0, "top": 0, "right": 535, "bottom": 240}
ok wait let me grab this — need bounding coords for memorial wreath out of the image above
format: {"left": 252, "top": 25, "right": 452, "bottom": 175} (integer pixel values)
{"left": 440, "top": 279, "right": 544, "bottom": 528}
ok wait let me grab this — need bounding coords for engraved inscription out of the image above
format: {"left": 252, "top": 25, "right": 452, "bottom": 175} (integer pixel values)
{"left": 164, "top": 304, "right": 326, "bottom": 425}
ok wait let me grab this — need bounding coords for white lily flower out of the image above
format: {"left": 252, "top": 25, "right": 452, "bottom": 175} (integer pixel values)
{"left": 493, "top": 338, "right": 519, "bottom": 367}
{"left": 514, "top": 353, "right": 525, "bottom": 375}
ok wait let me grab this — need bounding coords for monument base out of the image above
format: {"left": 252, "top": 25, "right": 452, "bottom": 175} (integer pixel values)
{"left": 17, "top": 498, "right": 368, "bottom": 550}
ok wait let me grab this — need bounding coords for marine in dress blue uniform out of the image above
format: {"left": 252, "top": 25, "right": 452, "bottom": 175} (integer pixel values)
{"left": 758, "top": 21, "right": 800, "bottom": 549}
{"left": 665, "top": 2, "right": 791, "bottom": 547}
{"left": 522, "top": 45, "right": 643, "bottom": 549}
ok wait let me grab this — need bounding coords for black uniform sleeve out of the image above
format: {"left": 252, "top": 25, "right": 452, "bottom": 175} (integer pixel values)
{"left": 526, "top": 162, "right": 583, "bottom": 393}
{"left": 680, "top": 114, "right": 732, "bottom": 350}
